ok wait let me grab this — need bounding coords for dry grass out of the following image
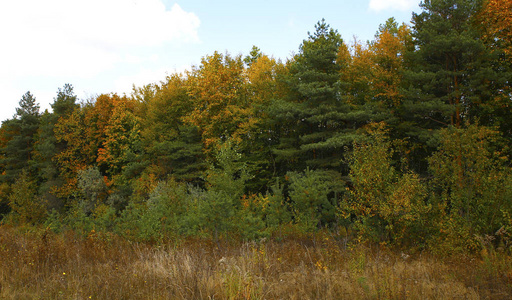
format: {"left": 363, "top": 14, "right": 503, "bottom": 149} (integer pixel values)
{"left": 1, "top": 226, "right": 511, "bottom": 299}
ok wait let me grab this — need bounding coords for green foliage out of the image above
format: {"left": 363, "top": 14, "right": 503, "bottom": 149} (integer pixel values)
{"left": 64, "top": 201, "right": 94, "bottom": 235}
{"left": 406, "top": 0, "right": 486, "bottom": 125}
{"left": 33, "top": 111, "right": 64, "bottom": 210}
{"left": 271, "top": 19, "right": 379, "bottom": 177}
{"left": 63, "top": 201, "right": 117, "bottom": 236}
{"left": 7, "top": 169, "right": 46, "bottom": 224}
{"left": 274, "top": 19, "right": 352, "bottom": 172}
{"left": 115, "top": 140, "right": 257, "bottom": 241}
{"left": 135, "top": 179, "right": 188, "bottom": 241}
{"left": 206, "top": 139, "right": 252, "bottom": 198}
{"left": 243, "top": 45, "right": 262, "bottom": 66}
{"left": 195, "top": 189, "right": 237, "bottom": 240}
{"left": 16, "top": 91, "right": 40, "bottom": 118}
{"left": 290, "top": 19, "right": 342, "bottom": 105}
{"left": 0, "top": 92, "right": 40, "bottom": 184}
{"left": 115, "top": 201, "right": 144, "bottom": 240}
{"left": 91, "top": 204, "right": 117, "bottom": 232}
{"left": 136, "top": 77, "right": 206, "bottom": 184}
{"left": 77, "top": 167, "right": 108, "bottom": 214}
{"left": 236, "top": 194, "right": 270, "bottom": 240}
{"left": 402, "top": 0, "right": 505, "bottom": 173}
{"left": 287, "top": 168, "right": 343, "bottom": 231}
{"left": 33, "top": 85, "right": 79, "bottom": 211}
{"left": 264, "top": 179, "right": 292, "bottom": 230}
{"left": 147, "top": 125, "right": 205, "bottom": 183}
{"left": 198, "top": 139, "right": 252, "bottom": 240}
{"left": 51, "top": 83, "right": 79, "bottom": 117}
{"left": 44, "top": 209, "right": 63, "bottom": 233}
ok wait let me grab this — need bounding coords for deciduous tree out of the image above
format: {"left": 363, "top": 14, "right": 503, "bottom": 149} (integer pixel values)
{"left": 428, "top": 123, "right": 512, "bottom": 251}
{"left": 184, "top": 52, "right": 250, "bottom": 151}
{"left": 340, "top": 123, "right": 428, "bottom": 244}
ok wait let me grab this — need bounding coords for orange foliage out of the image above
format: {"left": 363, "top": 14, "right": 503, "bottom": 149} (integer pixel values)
{"left": 54, "top": 109, "right": 92, "bottom": 198}
{"left": 54, "top": 94, "right": 136, "bottom": 198}
{"left": 477, "top": 0, "right": 512, "bottom": 58}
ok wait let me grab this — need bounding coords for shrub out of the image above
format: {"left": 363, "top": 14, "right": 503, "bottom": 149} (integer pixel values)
{"left": 339, "top": 122, "right": 429, "bottom": 245}
{"left": 77, "top": 167, "right": 108, "bottom": 214}
{"left": 428, "top": 123, "right": 512, "bottom": 252}
{"left": 287, "top": 168, "right": 343, "bottom": 232}
{"left": 7, "top": 169, "right": 47, "bottom": 224}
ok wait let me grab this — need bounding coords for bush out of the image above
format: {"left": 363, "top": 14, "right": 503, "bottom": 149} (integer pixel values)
{"left": 138, "top": 179, "right": 188, "bottom": 241}
{"left": 8, "top": 169, "right": 47, "bottom": 224}
{"left": 339, "top": 123, "right": 429, "bottom": 245}
{"left": 428, "top": 123, "right": 512, "bottom": 252}
{"left": 287, "top": 168, "right": 343, "bottom": 232}
{"left": 77, "top": 167, "right": 108, "bottom": 214}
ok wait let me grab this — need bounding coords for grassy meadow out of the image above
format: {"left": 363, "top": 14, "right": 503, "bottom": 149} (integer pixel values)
{"left": 1, "top": 226, "right": 511, "bottom": 299}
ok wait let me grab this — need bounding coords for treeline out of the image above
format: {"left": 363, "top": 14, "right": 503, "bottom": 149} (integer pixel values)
{"left": 1, "top": 0, "right": 512, "bottom": 253}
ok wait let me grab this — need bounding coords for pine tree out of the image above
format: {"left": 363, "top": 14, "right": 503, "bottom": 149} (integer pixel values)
{"left": 403, "top": 0, "right": 502, "bottom": 128}
{"left": 0, "top": 92, "right": 40, "bottom": 183}
{"left": 0, "top": 92, "right": 41, "bottom": 218}
{"left": 51, "top": 84, "right": 79, "bottom": 117}
{"left": 136, "top": 76, "right": 206, "bottom": 184}
{"left": 33, "top": 84, "right": 79, "bottom": 210}
{"left": 402, "top": 0, "right": 503, "bottom": 172}
{"left": 271, "top": 20, "right": 371, "bottom": 175}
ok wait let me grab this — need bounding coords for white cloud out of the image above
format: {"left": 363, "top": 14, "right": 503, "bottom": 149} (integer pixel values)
{"left": 0, "top": 0, "right": 200, "bottom": 122}
{"left": 114, "top": 68, "right": 170, "bottom": 95}
{"left": 0, "top": 80, "right": 54, "bottom": 122}
{"left": 0, "top": 1, "right": 200, "bottom": 78}
{"left": 0, "top": 83, "right": 24, "bottom": 122}
{"left": 369, "top": 0, "right": 419, "bottom": 12}
{"left": 114, "top": 63, "right": 192, "bottom": 95}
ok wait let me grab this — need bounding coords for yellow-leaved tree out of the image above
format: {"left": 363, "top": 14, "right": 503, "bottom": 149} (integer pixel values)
{"left": 428, "top": 123, "right": 512, "bottom": 252}
{"left": 184, "top": 51, "right": 251, "bottom": 152}
{"left": 339, "top": 122, "right": 429, "bottom": 245}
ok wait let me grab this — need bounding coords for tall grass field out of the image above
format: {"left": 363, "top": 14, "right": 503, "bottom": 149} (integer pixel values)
{"left": 1, "top": 226, "right": 511, "bottom": 299}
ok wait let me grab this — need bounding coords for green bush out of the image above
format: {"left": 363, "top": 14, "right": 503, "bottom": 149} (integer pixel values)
{"left": 8, "top": 170, "right": 47, "bottom": 225}
{"left": 287, "top": 168, "right": 343, "bottom": 232}
{"left": 138, "top": 179, "right": 188, "bottom": 241}
{"left": 77, "top": 167, "right": 108, "bottom": 214}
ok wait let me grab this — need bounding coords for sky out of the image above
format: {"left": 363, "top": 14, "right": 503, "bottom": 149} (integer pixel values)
{"left": 0, "top": 0, "right": 422, "bottom": 123}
